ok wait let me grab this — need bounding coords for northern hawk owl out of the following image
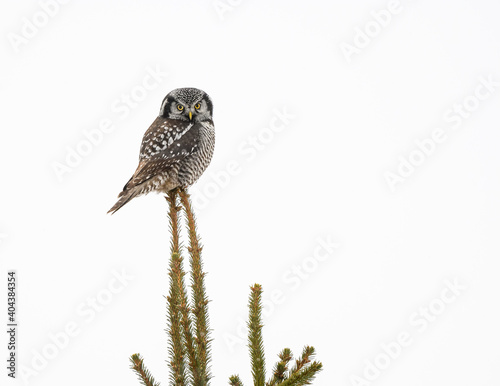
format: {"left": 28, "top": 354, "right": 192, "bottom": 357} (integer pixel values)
{"left": 108, "top": 88, "right": 215, "bottom": 214}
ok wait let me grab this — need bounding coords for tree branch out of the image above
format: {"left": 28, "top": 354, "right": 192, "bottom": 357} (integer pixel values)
{"left": 248, "top": 284, "right": 266, "bottom": 386}
{"left": 280, "top": 361, "right": 322, "bottom": 386}
{"left": 166, "top": 191, "right": 187, "bottom": 385}
{"left": 266, "top": 348, "right": 293, "bottom": 385}
{"left": 179, "top": 188, "right": 212, "bottom": 384}
{"left": 130, "top": 353, "right": 161, "bottom": 386}
{"left": 229, "top": 375, "right": 244, "bottom": 386}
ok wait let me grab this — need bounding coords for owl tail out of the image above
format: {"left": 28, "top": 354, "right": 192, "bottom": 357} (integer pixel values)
{"left": 107, "top": 189, "right": 139, "bottom": 215}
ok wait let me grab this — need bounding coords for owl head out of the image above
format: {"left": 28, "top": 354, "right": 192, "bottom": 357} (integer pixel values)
{"left": 160, "top": 88, "right": 213, "bottom": 123}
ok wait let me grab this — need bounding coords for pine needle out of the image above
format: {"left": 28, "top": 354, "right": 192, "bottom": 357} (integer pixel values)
{"left": 132, "top": 193, "right": 324, "bottom": 386}
{"left": 229, "top": 375, "right": 244, "bottom": 386}
{"left": 166, "top": 191, "right": 181, "bottom": 255}
{"left": 280, "top": 362, "right": 323, "bottom": 386}
{"left": 289, "top": 346, "right": 316, "bottom": 376}
{"left": 248, "top": 284, "right": 266, "bottom": 386}
{"left": 173, "top": 250, "right": 201, "bottom": 385}
{"left": 179, "top": 188, "right": 212, "bottom": 384}
{"left": 166, "top": 191, "right": 187, "bottom": 385}
{"left": 130, "top": 353, "right": 161, "bottom": 386}
{"left": 266, "top": 348, "right": 293, "bottom": 385}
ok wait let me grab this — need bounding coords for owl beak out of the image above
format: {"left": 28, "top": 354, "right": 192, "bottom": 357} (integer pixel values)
{"left": 188, "top": 111, "right": 193, "bottom": 121}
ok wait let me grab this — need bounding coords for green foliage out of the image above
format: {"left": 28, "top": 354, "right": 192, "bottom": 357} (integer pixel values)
{"left": 230, "top": 288, "right": 323, "bottom": 386}
{"left": 130, "top": 189, "right": 211, "bottom": 386}
{"left": 165, "top": 189, "right": 211, "bottom": 385}
{"left": 179, "top": 190, "right": 211, "bottom": 384}
{"left": 248, "top": 284, "right": 266, "bottom": 385}
{"left": 130, "top": 354, "right": 161, "bottom": 386}
{"left": 229, "top": 375, "right": 244, "bottom": 386}
{"left": 279, "top": 361, "right": 323, "bottom": 386}
{"left": 128, "top": 188, "right": 323, "bottom": 386}
{"left": 165, "top": 191, "right": 189, "bottom": 385}
{"left": 267, "top": 348, "right": 292, "bottom": 385}
{"left": 166, "top": 251, "right": 188, "bottom": 385}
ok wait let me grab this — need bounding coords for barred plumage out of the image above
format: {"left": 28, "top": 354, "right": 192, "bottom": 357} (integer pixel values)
{"left": 108, "top": 88, "right": 215, "bottom": 214}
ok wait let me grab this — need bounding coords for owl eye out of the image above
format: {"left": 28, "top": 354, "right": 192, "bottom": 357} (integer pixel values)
{"left": 194, "top": 103, "right": 201, "bottom": 110}
{"left": 177, "top": 104, "right": 184, "bottom": 111}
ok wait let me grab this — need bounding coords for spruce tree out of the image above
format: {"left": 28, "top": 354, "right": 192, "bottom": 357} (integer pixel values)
{"left": 129, "top": 189, "right": 323, "bottom": 385}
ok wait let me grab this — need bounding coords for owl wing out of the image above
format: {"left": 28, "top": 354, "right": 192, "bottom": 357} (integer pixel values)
{"left": 121, "top": 117, "right": 201, "bottom": 192}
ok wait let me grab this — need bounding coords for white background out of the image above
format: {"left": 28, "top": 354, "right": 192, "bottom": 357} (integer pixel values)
{"left": 1, "top": 1, "right": 499, "bottom": 385}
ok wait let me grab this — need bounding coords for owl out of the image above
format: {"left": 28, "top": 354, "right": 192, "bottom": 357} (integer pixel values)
{"left": 108, "top": 88, "right": 215, "bottom": 214}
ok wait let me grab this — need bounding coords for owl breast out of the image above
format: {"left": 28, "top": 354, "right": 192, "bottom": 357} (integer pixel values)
{"left": 177, "top": 121, "right": 215, "bottom": 187}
